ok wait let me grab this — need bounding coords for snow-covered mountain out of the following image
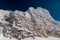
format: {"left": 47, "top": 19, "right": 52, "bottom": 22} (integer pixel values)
{"left": 0, "top": 7, "right": 60, "bottom": 40}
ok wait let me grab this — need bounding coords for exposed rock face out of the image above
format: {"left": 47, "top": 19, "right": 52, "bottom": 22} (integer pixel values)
{"left": 0, "top": 7, "right": 60, "bottom": 40}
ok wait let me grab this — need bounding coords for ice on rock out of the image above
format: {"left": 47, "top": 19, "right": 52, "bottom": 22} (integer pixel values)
{"left": 0, "top": 7, "right": 60, "bottom": 40}
{"left": 24, "top": 12, "right": 31, "bottom": 19}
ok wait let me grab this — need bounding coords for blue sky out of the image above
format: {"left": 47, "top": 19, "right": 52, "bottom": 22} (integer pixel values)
{"left": 0, "top": 0, "right": 60, "bottom": 21}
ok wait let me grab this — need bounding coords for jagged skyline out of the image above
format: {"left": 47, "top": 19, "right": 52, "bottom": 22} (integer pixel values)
{"left": 0, "top": 0, "right": 60, "bottom": 21}
{"left": 0, "top": 7, "right": 60, "bottom": 40}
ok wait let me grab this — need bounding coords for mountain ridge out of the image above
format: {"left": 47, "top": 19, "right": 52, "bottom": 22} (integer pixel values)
{"left": 0, "top": 7, "right": 60, "bottom": 40}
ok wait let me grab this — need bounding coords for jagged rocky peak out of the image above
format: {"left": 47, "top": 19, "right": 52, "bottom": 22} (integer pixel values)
{"left": 0, "top": 7, "right": 60, "bottom": 40}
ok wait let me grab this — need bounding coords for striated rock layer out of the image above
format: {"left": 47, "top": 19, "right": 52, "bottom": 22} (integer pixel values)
{"left": 0, "top": 7, "right": 60, "bottom": 40}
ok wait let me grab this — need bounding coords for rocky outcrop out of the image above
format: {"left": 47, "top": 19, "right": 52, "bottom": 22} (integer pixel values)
{"left": 0, "top": 7, "right": 60, "bottom": 40}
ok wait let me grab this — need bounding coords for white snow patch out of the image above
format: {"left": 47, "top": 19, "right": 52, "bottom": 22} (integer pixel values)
{"left": 0, "top": 33, "right": 17, "bottom": 40}
{"left": 22, "top": 36, "right": 60, "bottom": 40}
